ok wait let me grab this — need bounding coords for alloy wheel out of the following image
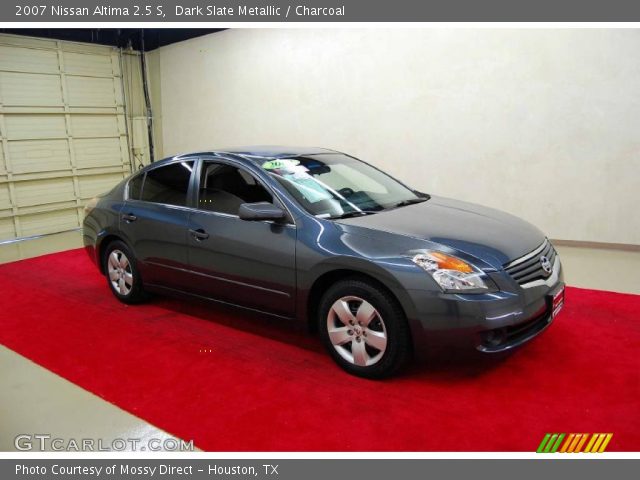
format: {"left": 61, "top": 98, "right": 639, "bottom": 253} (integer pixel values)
{"left": 107, "top": 249, "right": 133, "bottom": 296}
{"left": 326, "top": 296, "right": 388, "bottom": 367}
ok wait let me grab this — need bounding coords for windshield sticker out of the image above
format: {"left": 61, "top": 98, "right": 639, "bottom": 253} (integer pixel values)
{"left": 262, "top": 159, "right": 300, "bottom": 171}
{"left": 283, "top": 175, "right": 332, "bottom": 203}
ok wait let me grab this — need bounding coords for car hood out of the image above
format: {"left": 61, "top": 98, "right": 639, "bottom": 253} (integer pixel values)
{"left": 336, "top": 195, "right": 546, "bottom": 269}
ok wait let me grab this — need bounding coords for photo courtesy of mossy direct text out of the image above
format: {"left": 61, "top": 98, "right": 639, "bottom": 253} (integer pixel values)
{"left": 15, "top": 464, "right": 194, "bottom": 477}
{"left": 15, "top": 464, "right": 273, "bottom": 477}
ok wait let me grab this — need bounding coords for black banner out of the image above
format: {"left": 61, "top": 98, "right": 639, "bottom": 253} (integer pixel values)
{"left": 3, "top": 459, "right": 639, "bottom": 480}
{"left": 4, "top": 0, "right": 640, "bottom": 22}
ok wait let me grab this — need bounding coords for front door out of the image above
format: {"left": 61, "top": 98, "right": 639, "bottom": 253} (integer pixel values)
{"left": 186, "top": 160, "right": 297, "bottom": 317}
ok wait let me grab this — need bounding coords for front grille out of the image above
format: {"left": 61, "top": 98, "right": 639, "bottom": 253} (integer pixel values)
{"left": 504, "top": 239, "right": 556, "bottom": 286}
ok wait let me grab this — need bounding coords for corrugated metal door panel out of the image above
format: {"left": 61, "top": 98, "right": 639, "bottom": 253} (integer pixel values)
{"left": 14, "top": 178, "right": 76, "bottom": 207}
{"left": 66, "top": 77, "right": 119, "bottom": 107}
{"left": 62, "top": 41, "right": 116, "bottom": 56}
{"left": 19, "top": 210, "right": 79, "bottom": 237}
{"left": 8, "top": 140, "right": 71, "bottom": 174}
{"left": 0, "top": 33, "right": 139, "bottom": 240}
{"left": 5, "top": 115, "right": 68, "bottom": 140}
{"left": 0, "top": 34, "right": 57, "bottom": 50}
{"left": 0, "top": 45, "right": 60, "bottom": 73}
{"left": 77, "top": 173, "right": 126, "bottom": 199}
{"left": 0, "top": 72, "right": 64, "bottom": 106}
{"left": 74, "top": 138, "right": 124, "bottom": 169}
{"left": 0, "top": 218, "right": 15, "bottom": 239}
{"left": 70, "top": 115, "right": 120, "bottom": 138}
{"left": 64, "top": 51, "right": 116, "bottom": 77}
{"left": 0, "top": 183, "right": 10, "bottom": 210}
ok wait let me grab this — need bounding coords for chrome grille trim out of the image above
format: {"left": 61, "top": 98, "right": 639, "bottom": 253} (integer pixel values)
{"left": 520, "top": 256, "right": 561, "bottom": 289}
{"left": 504, "top": 239, "right": 549, "bottom": 269}
{"left": 504, "top": 239, "right": 559, "bottom": 287}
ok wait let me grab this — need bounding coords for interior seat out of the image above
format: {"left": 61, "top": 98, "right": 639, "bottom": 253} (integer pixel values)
{"left": 199, "top": 188, "right": 245, "bottom": 215}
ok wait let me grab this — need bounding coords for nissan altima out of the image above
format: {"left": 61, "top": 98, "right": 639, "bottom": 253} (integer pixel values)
{"left": 83, "top": 146, "right": 565, "bottom": 378}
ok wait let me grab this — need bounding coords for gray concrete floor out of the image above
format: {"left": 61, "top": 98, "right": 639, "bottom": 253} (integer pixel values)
{"left": 0, "top": 346, "right": 194, "bottom": 452}
{"left": 0, "top": 230, "right": 638, "bottom": 451}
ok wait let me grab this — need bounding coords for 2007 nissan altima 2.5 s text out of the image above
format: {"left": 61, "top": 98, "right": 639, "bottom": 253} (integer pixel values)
{"left": 83, "top": 146, "right": 565, "bottom": 378}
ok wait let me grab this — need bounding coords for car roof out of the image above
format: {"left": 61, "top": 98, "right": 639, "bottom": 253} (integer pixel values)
{"left": 215, "top": 145, "right": 338, "bottom": 158}
{"left": 137, "top": 146, "right": 342, "bottom": 174}
{"left": 173, "top": 145, "right": 340, "bottom": 160}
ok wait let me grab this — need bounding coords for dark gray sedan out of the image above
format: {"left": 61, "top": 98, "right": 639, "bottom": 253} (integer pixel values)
{"left": 83, "top": 146, "right": 565, "bottom": 378}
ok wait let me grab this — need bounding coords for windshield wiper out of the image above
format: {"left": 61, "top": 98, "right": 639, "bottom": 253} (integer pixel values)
{"left": 393, "top": 197, "right": 429, "bottom": 208}
{"left": 329, "top": 210, "right": 379, "bottom": 220}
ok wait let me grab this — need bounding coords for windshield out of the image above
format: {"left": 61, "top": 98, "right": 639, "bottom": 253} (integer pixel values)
{"left": 261, "top": 153, "right": 426, "bottom": 219}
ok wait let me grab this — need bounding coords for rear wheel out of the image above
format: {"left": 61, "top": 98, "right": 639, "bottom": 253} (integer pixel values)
{"left": 103, "top": 240, "right": 146, "bottom": 304}
{"left": 318, "top": 278, "right": 411, "bottom": 379}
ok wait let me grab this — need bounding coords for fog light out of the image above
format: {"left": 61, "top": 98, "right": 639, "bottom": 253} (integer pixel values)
{"left": 483, "top": 329, "right": 506, "bottom": 347}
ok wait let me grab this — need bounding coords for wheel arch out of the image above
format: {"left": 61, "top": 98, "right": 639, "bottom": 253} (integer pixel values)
{"left": 96, "top": 233, "right": 126, "bottom": 275}
{"left": 303, "top": 265, "right": 416, "bottom": 336}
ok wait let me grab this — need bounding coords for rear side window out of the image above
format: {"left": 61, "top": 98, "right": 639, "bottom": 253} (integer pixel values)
{"left": 140, "top": 161, "right": 194, "bottom": 207}
{"left": 127, "top": 173, "right": 144, "bottom": 200}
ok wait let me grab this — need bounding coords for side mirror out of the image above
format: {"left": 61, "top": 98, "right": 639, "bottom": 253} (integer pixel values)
{"left": 238, "top": 202, "right": 286, "bottom": 221}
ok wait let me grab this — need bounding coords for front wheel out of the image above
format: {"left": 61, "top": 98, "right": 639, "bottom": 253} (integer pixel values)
{"left": 318, "top": 278, "right": 412, "bottom": 379}
{"left": 103, "top": 240, "right": 146, "bottom": 304}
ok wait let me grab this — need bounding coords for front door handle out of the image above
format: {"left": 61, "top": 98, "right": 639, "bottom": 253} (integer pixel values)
{"left": 122, "top": 213, "right": 137, "bottom": 223}
{"left": 189, "top": 228, "right": 210, "bottom": 241}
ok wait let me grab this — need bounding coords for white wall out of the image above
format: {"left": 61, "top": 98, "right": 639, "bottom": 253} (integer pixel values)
{"left": 151, "top": 29, "right": 640, "bottom": 245}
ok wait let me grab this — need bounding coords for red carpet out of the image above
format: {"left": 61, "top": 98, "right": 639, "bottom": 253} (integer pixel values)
{"left": 0, "top": 249, "right": 638, "bottom": 451}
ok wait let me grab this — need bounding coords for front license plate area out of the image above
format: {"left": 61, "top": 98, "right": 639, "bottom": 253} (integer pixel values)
{"left": 548, "top": 285, "right": 565, "bottom": 319}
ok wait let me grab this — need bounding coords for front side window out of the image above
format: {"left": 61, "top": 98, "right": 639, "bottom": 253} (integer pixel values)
{"left": 198, "top": 161, "right": 273, "bottom": 215}
{"left": 140, "top": 161, "right": 194, "bottom": 207}
{"left": 261, "top": 154, "right": 425, "bottom": 219}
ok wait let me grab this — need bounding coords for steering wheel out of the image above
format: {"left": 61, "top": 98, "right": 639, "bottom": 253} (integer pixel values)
{"left": 337, "top": 187, "right": 355, "bottom": 198}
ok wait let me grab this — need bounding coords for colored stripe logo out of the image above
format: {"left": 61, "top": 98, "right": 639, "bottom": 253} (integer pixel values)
{"left": 537, "top": 433, "right": 613, "bottom": 453}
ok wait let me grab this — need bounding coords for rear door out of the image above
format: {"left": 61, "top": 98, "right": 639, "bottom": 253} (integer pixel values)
{"left": 186, "top": 158, "right": 297, "bottom": 317}
{"left": 120, "top": 159, "right": 196, "bottom": 289}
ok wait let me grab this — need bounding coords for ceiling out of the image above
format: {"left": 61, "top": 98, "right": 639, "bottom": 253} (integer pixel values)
{"left": 0, "top": 29, "right": 225, "bottom": 51}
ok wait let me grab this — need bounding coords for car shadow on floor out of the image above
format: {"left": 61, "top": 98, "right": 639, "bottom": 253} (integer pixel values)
{"left": 153, "top": 293, "right": 322, "bottom": 351}
{"left": 407, "top": 347, "right": 515, "bottom": 382}
{"left": 151, "top": 293, "right": 511, "bottom": 382}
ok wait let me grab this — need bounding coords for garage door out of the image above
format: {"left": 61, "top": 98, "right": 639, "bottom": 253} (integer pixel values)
{"left": 0, "top": 34, "right": 136, "bottom": 241}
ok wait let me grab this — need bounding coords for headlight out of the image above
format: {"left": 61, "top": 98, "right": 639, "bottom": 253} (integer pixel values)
{"left": 411, "top": 251, "right": 492, "bottom": 292}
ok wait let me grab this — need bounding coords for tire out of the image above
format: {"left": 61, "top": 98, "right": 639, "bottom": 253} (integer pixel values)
{"left": 318, "top": 278, "right": 412, "bottom": 379}
{"left": 103, "top": 240, "right": 146, "bottom": 304}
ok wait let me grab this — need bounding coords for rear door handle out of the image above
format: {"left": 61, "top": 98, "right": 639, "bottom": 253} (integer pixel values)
{"left": 122, "top": 213, "right": 137, "bottom": 222}
{"left": 189, "top": 228, "right": 210, "bottom": 241}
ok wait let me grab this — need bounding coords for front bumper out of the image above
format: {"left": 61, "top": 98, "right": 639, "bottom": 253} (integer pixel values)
{"left": 477, "top": 282, "right": 564, "bottom": 352}
{"left": 405, "top": 258, "right": 565, "bottom": 354}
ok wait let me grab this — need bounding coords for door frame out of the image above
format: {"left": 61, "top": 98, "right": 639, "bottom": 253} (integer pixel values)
{"left": 191, "top": 155, "right": 297, "bottom": 226}
{"left": 185, "top": 155, "right": 298, "bottom": 316}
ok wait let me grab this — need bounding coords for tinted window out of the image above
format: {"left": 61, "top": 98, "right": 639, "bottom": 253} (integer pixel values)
{"left": 127, "top": 173, "right": 144, "bottom": 200}
{"left": 140, "top": 161, "right": 194, "bottom": 207}
{"left": 198, "top": 162, "right": 272, "bottom": 215}
{"left": 262, "top": 154, "right": 423, "bottom": 218}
